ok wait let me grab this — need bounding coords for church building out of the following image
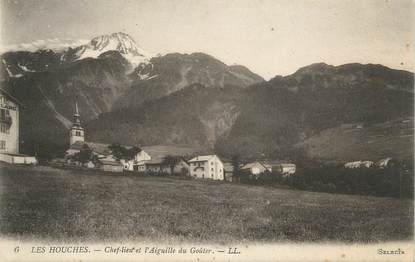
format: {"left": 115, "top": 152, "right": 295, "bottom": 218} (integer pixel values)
{"left": 66, "top": 102, "right": 124, "bottom": 172}
{"left": 69, "top": 102, "right": 85, "bottom": 146}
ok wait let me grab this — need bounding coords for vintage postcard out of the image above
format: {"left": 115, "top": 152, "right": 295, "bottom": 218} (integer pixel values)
{"left": 0, "top": 0, "right": 413, "bottom": 261}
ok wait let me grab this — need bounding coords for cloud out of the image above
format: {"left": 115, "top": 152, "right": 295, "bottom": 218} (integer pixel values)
{"left": 0, "top": 39, "right": 89, "bottom": 53}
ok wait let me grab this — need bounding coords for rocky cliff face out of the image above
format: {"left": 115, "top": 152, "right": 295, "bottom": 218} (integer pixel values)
{"left": 86, "top": 84, "right": 245, "bottom": 148}
{"left": 115, "top": 52, "right": 264, "bottom": 108}
{"left": 199, "top": 101, "right": 240, "bottom": 146}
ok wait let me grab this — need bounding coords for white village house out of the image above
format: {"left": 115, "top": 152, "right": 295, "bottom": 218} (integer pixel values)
{"left": 278, "top": 163, "right": 296, "bottom": 175}
{"left": 375, "top": 157, "right": 394, "bottom": 168}
{"left": 188, "top": 155, "right": 224, "bottom": 180}
{"left": 240, "top": 160, "right": 296, "bottom": 176}
{"left": 263, "top": 161, "right": 296, "bottom": 175}
{"left": 120, "top": 150, "right": 151, "bottom": 172}
{"left": 145, "top": 157, "right": 189, "bottom": 175}
{"left": 241, "top": 161, "right": 269, "bottom": 176}
{"left": 344, "top": 158, "right": 396, "bottom": 169}
{"left": 139, "top": 145, "right": 192, "bottom": 174}
{"left": 0, "top": 88, "right": 37, "bottom": 164}
{"left": 344, "top": 161, "right": 374, "bottom": 169}
{"left": 65, "top": 103, "right": 191, "bottom": 174}
{"left": 118, "top": 145, "right": 193, "bottom": 174}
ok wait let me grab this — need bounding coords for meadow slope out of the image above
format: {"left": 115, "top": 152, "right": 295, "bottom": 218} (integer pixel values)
{"left": 0, "top": 164, "right": 412, "bottom": 243}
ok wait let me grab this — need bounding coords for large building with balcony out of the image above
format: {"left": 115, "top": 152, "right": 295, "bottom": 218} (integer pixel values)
{"left": 0, "top": 89, "right": 20, "bottom": 154}
{"left": 0, "top": 88, "right": 37, "bottom": 164}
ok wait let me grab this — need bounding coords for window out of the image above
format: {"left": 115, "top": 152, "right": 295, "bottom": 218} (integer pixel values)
{"left": 211, "top": 168, "right": 213, "bottom": 171}
{"left": 0, "top": 109, "right": 10, "bottom": 121}
{"left": 0, "top": 123, "right": 9, "bottom": 134}
{"left": 0, "top": 140, "right": 5, "bottom": 150}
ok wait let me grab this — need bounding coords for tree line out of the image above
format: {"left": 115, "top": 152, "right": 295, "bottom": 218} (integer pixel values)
{"left": 231, "top": 157, "right": 413, "bottom": 199}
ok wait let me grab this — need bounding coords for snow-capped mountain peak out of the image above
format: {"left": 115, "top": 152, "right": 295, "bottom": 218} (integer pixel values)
{"left": 0, "top": 39, "right": 89, "bottom": 53}
{"left": 89, "top": 32, "right": 143, "bottom": 55}
{"left": 75, "top": 32, "right": 151, "bottom": 66}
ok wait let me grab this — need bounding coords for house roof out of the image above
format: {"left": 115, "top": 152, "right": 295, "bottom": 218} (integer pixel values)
{"left": 0, "top": 88, "right": 23, "bottom": 107}
{"left": 68, "top": 141, "right": 88, "bottom": 150}
{"left": 241, "top": 161, "right": 267, "bottom": 170}
{"left": 279, "top": 163, "right": 296, "bottom": 167}
{"left": 100, "top": 159, "right": 122, "bottom": 166}
{"left": 141, "top": 145, "right": 195, "bottom": 164}
{"left": 1, "top": 152, "right": 32, "bottom": 157}
{"left": 188, "top": 155, "right": 217, "bottom": 162}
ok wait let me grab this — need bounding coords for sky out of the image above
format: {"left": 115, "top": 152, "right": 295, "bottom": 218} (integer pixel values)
{"left": 1, "top": 0, "right": 414, "bottom": 79}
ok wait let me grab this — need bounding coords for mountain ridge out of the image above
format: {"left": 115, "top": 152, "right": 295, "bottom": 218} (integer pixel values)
{"left": 87, "top": 62, "right": 414, "bottom": 161}
{"left": 1, "top": 32, "right": 413, "bottom": 161}
{"left": 0, "top": 32, "right": 264, "bottom": 158}
{"left": 267, "top": 62, "right": 414, "bottom": 93}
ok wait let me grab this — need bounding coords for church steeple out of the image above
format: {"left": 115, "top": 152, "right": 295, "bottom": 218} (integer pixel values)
{"left": 69, "top": 101, "right": 85, "bottom": 145}
{"left": 73, "top": 102, "right": 81, "bottom": 126}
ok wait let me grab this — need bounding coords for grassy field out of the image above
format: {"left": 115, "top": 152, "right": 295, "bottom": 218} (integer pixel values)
{"left": 0, "top": 163, "right": 413, "bottom": 243}
{"left": 299, "top": 117, "right": 414, "bottom": 161}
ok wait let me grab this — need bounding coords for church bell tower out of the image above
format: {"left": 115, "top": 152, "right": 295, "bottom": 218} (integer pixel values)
{"left": 69, "top": 102, "right": 85, "bottom": 145}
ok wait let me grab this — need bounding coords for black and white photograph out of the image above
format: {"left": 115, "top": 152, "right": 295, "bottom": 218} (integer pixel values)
{"left": 0, "top": 0, "right": 413, "bottom": 261}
